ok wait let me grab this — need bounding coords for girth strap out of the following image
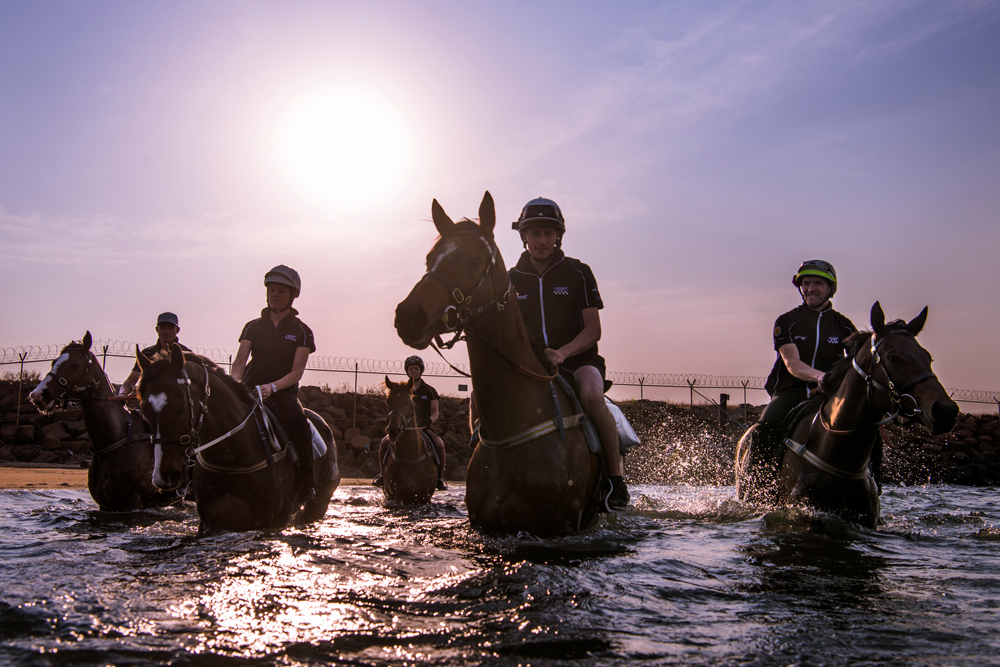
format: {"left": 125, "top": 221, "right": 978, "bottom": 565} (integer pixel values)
{"left": 784, "top": 437, "right": 870, "bottom": 480}
{"left": 480, "top": 413, "right": 587, "bottom": 449}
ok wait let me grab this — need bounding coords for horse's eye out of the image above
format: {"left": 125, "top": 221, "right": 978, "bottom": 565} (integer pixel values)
{"left": 470, "top": 255, "right": 484, "bottom": 268}
{"left": 886, "top": 353, "right": 901, "bottom": 364}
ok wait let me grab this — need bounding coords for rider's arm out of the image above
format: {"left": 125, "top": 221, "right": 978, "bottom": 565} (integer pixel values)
{"left": 545, "top": 307, "right": 601, "bottom": 368}
{"left": 119, "top": 369, "right": 141, "bottom": 396}
{"left": 428, "top": 399, "right": 440, "bottom": 425}
{"left": 269, "top": 347, "right": 310, "bottom": 394}
{"left": 778, "top": 343, "right": 826, "bottom": 384}
{"left": 230, "top": 340, "right": 253, "bottom": 383}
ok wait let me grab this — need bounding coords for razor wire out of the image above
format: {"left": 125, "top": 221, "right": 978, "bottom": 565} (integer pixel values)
{"left": 3, "top": 340, "right": 998, "bottom": 404}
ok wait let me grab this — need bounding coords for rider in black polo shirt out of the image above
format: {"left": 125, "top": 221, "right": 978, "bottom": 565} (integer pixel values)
{"left": 231, "top": 265, "right": 318, "bottom": 501}
{"left": 118, "top": 312, "right": 191, "bottom": 397}
{"left": 748, "top": 260, "right": 859, "bottom": 486}
{"left": 508, "top": 197, "right": 629, "bottom": 511}
{"left": 373, "top": 355, "right": 448, "bottom": 490}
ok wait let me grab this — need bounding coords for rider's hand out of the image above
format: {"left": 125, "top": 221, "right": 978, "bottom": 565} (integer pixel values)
{"left": 818, "top": 372, "right": 831, "bottom": 392}
{"left": 118, "top": 384, "right": 133, "bottom": 397}
{"left": 257, "top": 384, "right": 272, "bottom": 400}
{"left": 544, "top": 347, "right": 566, "bottom": 369}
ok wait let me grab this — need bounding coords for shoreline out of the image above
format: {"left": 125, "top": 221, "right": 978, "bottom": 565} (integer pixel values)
{"left": 0, "top": 464, "right": 373, "bottom": 490}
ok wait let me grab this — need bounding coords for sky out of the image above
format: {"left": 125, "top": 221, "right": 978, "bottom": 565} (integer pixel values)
{"left": 2, "top": 1, "right": 998, "bottom": 399}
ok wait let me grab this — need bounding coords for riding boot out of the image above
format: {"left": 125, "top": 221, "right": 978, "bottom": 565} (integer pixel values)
{"left": 296, "top": 441, "right": 316, "bottom": 501}
{"left": 870, "top": 430, "right": 884, "bottom": 496}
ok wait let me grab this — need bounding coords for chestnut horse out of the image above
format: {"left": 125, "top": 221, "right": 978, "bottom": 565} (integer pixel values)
{"left": 28, "top": 332, "right": 180, "bottom": 511}
{"left": 394, "top": 192, "right": 603, "bottom": 536}
{"left": 735, "top": 303, "right": 959, "bottom": 527}
{"left": 136, "top": 344, "right": 339, "bottom": 531}
{"left": 381, "top": 376, "right": 439, "bottom": 505}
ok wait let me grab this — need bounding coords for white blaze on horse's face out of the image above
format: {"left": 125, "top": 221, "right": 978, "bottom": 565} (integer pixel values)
{"left": 30, "top": 353, "right": 69, "bottom": 404}
{"left": 429, "top": 242, "right": 457, "bottom": 273}
{"left": 148, "top": 392, "right": 169, "bottom": 414}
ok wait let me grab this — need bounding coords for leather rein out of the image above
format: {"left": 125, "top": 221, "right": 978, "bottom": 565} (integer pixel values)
{"left": 786, "top": 329, "right": 938, "bottom": 479}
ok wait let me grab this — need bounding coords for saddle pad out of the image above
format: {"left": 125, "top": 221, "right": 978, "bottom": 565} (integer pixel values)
{"left": 553, "top": 374, "right": 602, "bottom": 455}
{"left": 309, "top": 421, "right": 327, "bottom": 460}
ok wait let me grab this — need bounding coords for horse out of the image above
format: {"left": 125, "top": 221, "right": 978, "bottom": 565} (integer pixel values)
{"left": 393, "top": 191, "right": 604, "bottom": 536}
{"left": 735, "top": 302, "right": 959, "bottom": 527}
{"left": 27, "top": 332, "right": 180, "bottom": 512}
{"left": 135, "top": 343, "right": 339, "bottom": 531}
{"left": 380, "top": 375, "right": 439, "bottom": 506}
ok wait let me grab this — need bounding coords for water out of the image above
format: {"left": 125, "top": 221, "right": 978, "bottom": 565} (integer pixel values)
{"left": 2, "top": 484, "right": 999, "bottom": 666}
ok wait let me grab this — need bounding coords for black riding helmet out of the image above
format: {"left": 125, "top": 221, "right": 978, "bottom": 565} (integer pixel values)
{"left": 512, "top": 197, "right": 565, "bottom": 248}
{"left": 264, "top": 265, "right": 301, "bottom": 299}
{"left": 404, "top": 355, "right": 425, "bottom": 373}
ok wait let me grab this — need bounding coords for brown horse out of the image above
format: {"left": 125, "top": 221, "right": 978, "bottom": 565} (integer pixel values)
{"left": 735, "top": 302, "right": 959, "bottom": 527}
{"left": 394, "top": 192, "right": 604, "bottom": 536}
{"left": 381, "top": 375, "right": 439, "bottom": 506}
{"left": 136, "top": 343, "right": 339, "bottom": 531}
{"left": 28, "top": 332, "right": 180, "bottom": 512}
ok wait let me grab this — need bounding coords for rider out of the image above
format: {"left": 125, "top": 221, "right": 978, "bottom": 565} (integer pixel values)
{"left": 508, "top": 197, "right": 629, "bottom": 512}
{"left": 373, "top": 355, "right": 448, "bottom": 491}
{"left": 119, "top": 312, "right": 191, "bottom": 397}
{"left": 230, "top": 265, "right": 318, "bottom": 501}
{"left": 750, "top": 259, "right": 859, "bottom": 485}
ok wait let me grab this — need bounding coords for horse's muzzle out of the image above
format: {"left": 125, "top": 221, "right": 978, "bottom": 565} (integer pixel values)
{"left": 394, "top": 302, "right": 432, "bottom": 348}
{"left": 929, "top": 400, "right": 959, "bottom": 434}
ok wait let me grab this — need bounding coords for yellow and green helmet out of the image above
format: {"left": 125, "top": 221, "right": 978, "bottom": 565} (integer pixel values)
{"left": 794, "top": 259, "right": 837, "bottom": 294}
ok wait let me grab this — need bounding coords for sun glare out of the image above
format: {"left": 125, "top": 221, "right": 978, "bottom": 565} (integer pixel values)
{"left": 276, "top": 91, "right": 410, "bottom": 209}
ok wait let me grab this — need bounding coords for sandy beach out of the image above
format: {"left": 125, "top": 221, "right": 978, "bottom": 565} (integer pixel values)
{"left": 0, "top": 465, "right": 371, "bottom": 490}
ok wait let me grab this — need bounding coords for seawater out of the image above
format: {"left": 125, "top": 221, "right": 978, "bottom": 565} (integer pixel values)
{"left": 1, "top": 484, "right": 999, "bottom": 666}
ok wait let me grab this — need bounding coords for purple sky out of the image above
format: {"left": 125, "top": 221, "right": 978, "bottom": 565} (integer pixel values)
{"left": 2, "top": 1, "right": 998, "bottom": 397}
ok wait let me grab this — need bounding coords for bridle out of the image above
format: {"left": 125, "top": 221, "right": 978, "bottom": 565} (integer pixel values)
{"left": 40, "top": 347, "right": 106, "bottom": 407}
{"left": 421, "top": 231, "right": 557, "bottom": 382}
{"left": 385, "top": 390, "right": 417, "bottom": 444}
{"left": 143, "top": 361, "right": 211, "bottom": 451}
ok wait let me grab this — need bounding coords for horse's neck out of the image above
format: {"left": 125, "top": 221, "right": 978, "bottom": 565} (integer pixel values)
{"left": 820, "top": 359, "right": 885, "bottom": 457}
{"left": 468, "top": 297, "right": 559, "bottom": 436}
{"left": 394, "top": 423, "right": 425, "bottom": 457}
{"left": 199, "top": 373, "right": 259, "bottom": 461}
{"left": 80, "top": 365, "right": 129, "bottom": 443}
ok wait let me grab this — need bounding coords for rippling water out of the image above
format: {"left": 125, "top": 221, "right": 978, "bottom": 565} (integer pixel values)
{"left": 2, "top": 483, "right": 999, "bottom": 666}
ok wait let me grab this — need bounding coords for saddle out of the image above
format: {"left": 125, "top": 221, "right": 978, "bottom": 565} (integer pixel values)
{"left": 257, "top": 402, "right": 327, "bottom": 462}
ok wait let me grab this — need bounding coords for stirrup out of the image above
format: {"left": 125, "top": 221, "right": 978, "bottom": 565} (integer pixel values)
{"left": 372, "top": 474, "right": 384, "bottom": 487}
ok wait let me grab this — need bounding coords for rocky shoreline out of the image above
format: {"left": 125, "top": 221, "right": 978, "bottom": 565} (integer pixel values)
{"left": 2, "top": 380, "right": 998, "bottom": 487}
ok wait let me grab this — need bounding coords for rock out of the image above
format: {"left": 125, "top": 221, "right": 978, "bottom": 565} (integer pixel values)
{"left": 50, "top": 408, "right": 83, "bottom": 422}
{"left": 64, "top": 440, "right": 88, "bottom": 454}
{"left": 362, "top": 424, "right": 386, "bottom": 440}
{"left": 15, "top": 425, "right": 36, "bottom": 444}
{"left": 36, "top": 422, "right": 70, "bottom": 442}
{"left": 0, "top": 425, "right": 16, "bottom": 442}
{"left": 0, "top": 445, "right": 14, "bottom": 461}
{"left": 64, "top": 420, "right": 88, "bottom": 438}
{"left": 39, "top": 436, "right": 64, "bottom": 451}
{"left": 12, "top": 445, "right": 38, "bottom": 462}
{"left": 349, "top": 435, "right": 372, "bottom": 452}
{"left": 33, "top": 451, "right": 61, "bottom": 464}
{"left": 344, "top": 427, "right": 362, "bottom": 440}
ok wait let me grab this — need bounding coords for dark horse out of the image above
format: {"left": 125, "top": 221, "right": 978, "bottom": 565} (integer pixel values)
{"left": 381, "top": 375, "right": 439, "bottom": 506}
{"left": 28, "top": 332, "right": 180, "bottom": 511}
{"left": 136, "top": 343, "right": 340, "bottom": 531}
{"left": 394, "top": 192, "right": 603, "bottom": 536}
{"left": 735, "top": 303, "right": 959, "bottom": 527}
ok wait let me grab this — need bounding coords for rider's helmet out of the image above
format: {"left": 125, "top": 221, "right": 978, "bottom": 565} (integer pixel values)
{"left": 793, "top": 259, "right": 837, "bottom": 296}
{"left": 511, "top": 197, "right": 565, "bottom": 248}
{"left": 404, "top": 355, "right": 425, "bottom": 373}
{"left": 264, "top": 265, "right": 301, "bottom": 299}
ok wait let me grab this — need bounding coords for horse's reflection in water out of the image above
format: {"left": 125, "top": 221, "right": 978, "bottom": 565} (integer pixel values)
{"left": 137, "top": 344, "right": 339, "bottom": 531}
{"left": 394, "top": 192, "right": 606, "bottom": 536}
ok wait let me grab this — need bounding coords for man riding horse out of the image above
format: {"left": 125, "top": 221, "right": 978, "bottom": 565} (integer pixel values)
{"left": 373, "top": 355, "right": 448, "bottom": 491}
{"left": 230, "top": 265, "right": 318, "bottom": 501}
{"left": 748, "top": 259, "right": 865, "bottom": 488}
{"left": 508, "top": 197, "right": 629, "bottom": 511}
{"left": 118, "top": 312, "right": 191, "bottom": 397}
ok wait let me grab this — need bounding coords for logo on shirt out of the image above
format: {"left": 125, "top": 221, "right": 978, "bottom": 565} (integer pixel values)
{"left": 517, "top": 294, "right": 528, "bottom": 300}
{"left": 827, "top": 336, "right": 839, "bottom": 344}
{"left": 285, "top": 334, "right": 298, "bottom": 342}
{"left": 773, "top": 326, "right": 781, "bottom": 338}
{"left": 793, "top": 335, "right": 807, "bottom": 341}
{"left": 552, "top": 286, "right": 569, "bottom": 296}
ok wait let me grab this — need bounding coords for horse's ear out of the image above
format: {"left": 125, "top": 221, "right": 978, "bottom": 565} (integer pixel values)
{"left": 406, "top": 377, "right": 414, "bottom": 390}
{"left": 169, "top": 343, "right": 185, "bottom": 371}
{"left": 136, "top": 344, "right": 152, "bottom": 374}
{"left": 870, "top": 302, "right": 885, "bottom": 334}
{"left": 82, "top": 331, "right": 92, "bottom": 351}
{"left": 431, "top": 199, "right": 455, "bottom": 237}
{"left": 906, "top": 307, "right": 928, "bottom": 336}
{"left": 478, "top": 191, "right": 496, "bottom": 236}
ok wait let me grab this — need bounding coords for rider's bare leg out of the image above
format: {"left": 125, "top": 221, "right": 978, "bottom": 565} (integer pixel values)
{"left": 573, "top": 365, "right": 621, "bottom": 476}
{"left": 378, "top": 435, "right": 390, "bottom": 472}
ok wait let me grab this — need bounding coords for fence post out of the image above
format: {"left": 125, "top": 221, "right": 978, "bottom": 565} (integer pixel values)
{"left": 102, "top": 345, "right": 109, "bottom": 373}
{"left": 720, "top": 393, "right": 729, "bottom": 427}
{"left": 639, "top": 376, "right": 644, "bottom": 401}
{"left": 687, "top": 378, "right": 696, "bottom": 409}
{"left": 352, "top": 362, "right": 359, "bottom": 430}
{"left": 227, "top": 355, "right": 232, "bottom": 373}
{"left": 742, "top": 380, "right": 750, "bottom": 423}
{"left": 16, "top": 352, "right": 26, "bottom": 427}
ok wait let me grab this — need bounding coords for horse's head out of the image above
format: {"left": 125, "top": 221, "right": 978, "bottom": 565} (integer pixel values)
{"left": 384, "top": 375, "right": 415, "bottom": 441}
{"left": 854, "top": 302, "right": 959, "bottom": 435}
{"left": 29, "top": 331, "right": 105, "bottom": 412}
{"left": 137, "top": 342, "right": 208, "bottom": 491}
{"left": 395, "top": 191, "right": 508, "bottom": 348}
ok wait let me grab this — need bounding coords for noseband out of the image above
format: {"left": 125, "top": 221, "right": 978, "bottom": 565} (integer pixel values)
{"left": 852, "top": 330, "right": 938, "bottom": 419}
{"left": 144, "top": 362, "right": 211, "bottom": 451}
{"left": 41, "top": 349, "right": 105, "bottom": 406}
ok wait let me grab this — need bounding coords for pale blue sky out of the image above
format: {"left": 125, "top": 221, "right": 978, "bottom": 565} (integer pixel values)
{"left": 2, "top": 1, "right": 998, "bottom": 394}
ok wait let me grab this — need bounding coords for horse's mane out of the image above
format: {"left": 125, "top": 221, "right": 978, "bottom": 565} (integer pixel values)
{"left": 816, "top": 319, "right": 909, "bottom": 396}
{"left": 139, "top": 351, "right": 255, "bottom": 407}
